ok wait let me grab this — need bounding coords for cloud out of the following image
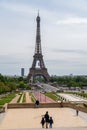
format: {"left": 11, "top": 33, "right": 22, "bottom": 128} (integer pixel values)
{"left": 52, "top": 49, "right": 87, "bottom": 55}
{"left": 57, "top": 17, "right": 87, "bottom": 24}
{"left": 0, "top": 0, "right": 87, "bottom": 76}
{"left": 0, "top": 2, "right": 21, "bottom": 11}
{"left": 0, "top": 54, "right": 32, "bottom": 64}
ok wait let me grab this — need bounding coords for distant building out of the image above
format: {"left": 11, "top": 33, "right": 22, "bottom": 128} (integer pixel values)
{"left": 21, "top": 68, "right": 24, "bottom": 77}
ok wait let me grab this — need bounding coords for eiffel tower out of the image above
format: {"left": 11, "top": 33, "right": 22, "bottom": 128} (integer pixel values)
{"left": 27, "top": 12, "right": 50, "bottom": 82}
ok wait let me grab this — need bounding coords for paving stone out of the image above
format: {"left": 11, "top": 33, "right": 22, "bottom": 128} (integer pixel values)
{"left": 0, "top": 108, "right": 87, "bottom": 129}
{"left": 2, "top": 127, "right": 87, "bottom": 130}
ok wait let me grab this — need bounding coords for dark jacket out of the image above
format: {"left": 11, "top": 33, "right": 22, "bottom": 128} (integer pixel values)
{"left": 49, "top": 117, "right": 53, "bottom": 124}
{"left": 41, "top": 117, "right": 45, "bottom": 125}
{"left": 44, "top": 113, "right": 49, "bottom": 122}
{"left": 35, "top": 100, "right": 39, "bottom": 105}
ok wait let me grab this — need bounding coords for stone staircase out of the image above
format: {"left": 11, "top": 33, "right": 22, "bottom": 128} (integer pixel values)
{"left": 2, "top": 127, "right": 87, "bottom": 130}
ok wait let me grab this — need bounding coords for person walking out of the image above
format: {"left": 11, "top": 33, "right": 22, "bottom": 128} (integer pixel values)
{"left": 41, "top": 116, "right": 45, "bottom": 128}
{"left": 76, "top": 109, "right": 79, "bottom": 116}
{"left": 44, "top": 111, "right": 49, "bottom": 128}
{"left": 49, "top": 117, "right": 53, "bottom": 128}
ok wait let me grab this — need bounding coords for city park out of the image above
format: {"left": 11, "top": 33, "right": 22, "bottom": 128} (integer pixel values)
{"left": 0, "top": 73, "right": 87, "bottom": 129}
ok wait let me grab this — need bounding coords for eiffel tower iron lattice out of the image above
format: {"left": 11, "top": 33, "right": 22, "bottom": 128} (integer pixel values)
{"left": 27, "top": 12, "right": 50, "bottom": 82}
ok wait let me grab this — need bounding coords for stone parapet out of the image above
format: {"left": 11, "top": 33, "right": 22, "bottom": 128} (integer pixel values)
{"left": 7, "top": 102, "right": 87, "bottom": 113}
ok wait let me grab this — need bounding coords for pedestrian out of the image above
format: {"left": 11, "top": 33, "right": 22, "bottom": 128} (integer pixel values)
{"left": 76, "top": 109, "right": 79, "bottom": 116}
{"left": 41, "top": 116, "right": 45, "bottom": 128}
{"left": 44, "top": 111, "right": 49, "bottom": 128}
{"left": 49, "top": 117, "right": 53, "bottom": 128}
{"left": 35, "top": 100, "right": 39, "bottom": 108}
{"left": 60, "top": 100, "right": 63, "bottom": 107}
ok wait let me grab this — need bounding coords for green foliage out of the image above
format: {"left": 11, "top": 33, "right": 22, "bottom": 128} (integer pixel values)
{"left": 17, "top": 93, "right": 22, "bottom": 103}
{"left": 50, "top": 76, "right": 87, "bottom": 88}
{"left": 26, "top": 85, "right": 31, "bottom": 90}
{"left": 29, "top": 93, "right": 36, "bottom": 102}
{"left": 7, "top": 82, "right": 17, "bottom": 92}
{"left": 0, "top": 74, "right": 6, "bottom": 83}
{"left": 17, "top": 81, "right": 26, "bottom": 89}
{"left": 18, "top": 77, "right": 27, "bottom": 83}
{"left": 0, "top": 105, "right": 3, "bottom": 108}
{"left": 34, "top": 76, "right": 45, "bottom": 83}
{"left": 0, "top": 74, "right": 27, "bottom": 94}
{"left": 0, "top": 93, "right": 16, "bottom": 105}
{"left": 0, "top": 82, "right": 10, "bottom": 94}
{"left": 45, "top": 92, "right": 59, "bottom": 101}
{"left": 22, "top": 93, "right": 26, "bottom": 103}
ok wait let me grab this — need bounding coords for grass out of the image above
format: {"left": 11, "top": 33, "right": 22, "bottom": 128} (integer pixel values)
{"left": 0, "top": 93, "right": 16, "bottom": 105}
{"left": 45, "top": 92, "right": 60, "bottom": 101}
{"left": 0, "top": 105, "right": 3, "bottom": 108}
{"left": 22, "top": 93, "right": 26, "bottom": 103}
{"left": 17, "top": 93, "right": 22, "bottom": 103}
{"left": 29, "top": 92, "right": 36, "bottom": 102}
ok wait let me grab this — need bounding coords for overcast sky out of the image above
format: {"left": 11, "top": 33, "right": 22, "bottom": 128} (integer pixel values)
{"left": 0, "top": 0, "right": 87, "bottom": 76}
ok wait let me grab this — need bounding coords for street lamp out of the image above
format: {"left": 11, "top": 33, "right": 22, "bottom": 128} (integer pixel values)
{"left": 40, "top": 92, "right": 41, "bottom": 102}
{"left": 44, "top": 91, "right": 46, "bottom": 102}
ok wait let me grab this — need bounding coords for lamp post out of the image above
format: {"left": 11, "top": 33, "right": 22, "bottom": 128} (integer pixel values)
{"left": 45, "top": 95, "right": 46, "bottom": 102}
{"left": 40, "top": 92, "right": 41, "bottom": 102}
{"left": 44, "top": 91, "right": 46, "bottom": 102}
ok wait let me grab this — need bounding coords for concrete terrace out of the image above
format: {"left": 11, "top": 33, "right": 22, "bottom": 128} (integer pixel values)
{"left": 1, "top": 128, "right": 87, "bottom": 130}
{"left": 0, "top": 108, "right": 87, "bottom": 130}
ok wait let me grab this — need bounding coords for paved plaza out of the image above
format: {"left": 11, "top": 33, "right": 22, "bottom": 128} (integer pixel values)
{"left": 58, "top": 93, "right": 87, "bottom": 102}
{"left": 0, "top": 128, "right": 87, "bottom": 130}
{"left": 0, "top": 108, "right": 87, "bottom": 130}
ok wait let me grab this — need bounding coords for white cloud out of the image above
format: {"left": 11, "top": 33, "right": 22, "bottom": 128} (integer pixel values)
{"left": 0, "top": 1, "right": 87, "bottom": 76}
{"left": 57, "top": 17, "right": 87, "bottom": 24}
{"left": 0, "top": 2, "right": 34, "bottom": 16}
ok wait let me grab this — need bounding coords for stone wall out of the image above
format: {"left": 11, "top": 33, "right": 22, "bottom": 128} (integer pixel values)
{"left": 7, "top": 102, "right": 87, "bottom": 113}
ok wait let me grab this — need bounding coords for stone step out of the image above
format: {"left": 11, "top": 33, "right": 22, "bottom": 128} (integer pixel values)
{"left": 2, "top": 127, "right": 87, "bottom": 130}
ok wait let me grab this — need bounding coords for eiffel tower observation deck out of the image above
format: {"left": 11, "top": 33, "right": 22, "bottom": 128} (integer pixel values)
{"left": 27, "top": 12, "right": 50, "bottom": 83}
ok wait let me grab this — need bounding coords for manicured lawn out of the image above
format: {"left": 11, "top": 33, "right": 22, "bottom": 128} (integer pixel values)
{"left": 0, "top": 93, "right": 16, "bottom": 105}
{"left": 17, "top": 93, "right": 22, "bottom": 103}
{"left": 29, "top": 92, "right": 36, "bottom": 102}
{"left": 22, "top": 93, "right": 26, "bottom": 103}
{"left": 45, "top": 92, "right": 60, "bottom": 101}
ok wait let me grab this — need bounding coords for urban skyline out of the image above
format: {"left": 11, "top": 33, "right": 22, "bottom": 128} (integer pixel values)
{"left": 0, "top": 0, "right": 87, "bottom": 76}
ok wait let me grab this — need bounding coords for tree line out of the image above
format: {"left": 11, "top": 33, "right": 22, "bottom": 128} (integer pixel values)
{"left": 0, "top": 74, "right": 30, "bottom": 94}
{"left": 0, "top": 73, "right": 87, "bottom": 94}
{"left": 50, "top": 75, "right": 87, "bottom": 89}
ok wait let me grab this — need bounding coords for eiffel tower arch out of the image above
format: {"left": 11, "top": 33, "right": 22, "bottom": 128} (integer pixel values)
{"left": 27, "top": 12, "right": 50, "bottom": 83}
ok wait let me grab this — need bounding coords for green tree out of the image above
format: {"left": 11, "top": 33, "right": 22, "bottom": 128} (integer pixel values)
{"left": 7, "top": 82, "right": 17, "bottom": 92}
{"left": 18, "top": 81, "right": 26, "bottom": 90}
{"left": 0, "top": 82, "right": 10, "bottom": 94}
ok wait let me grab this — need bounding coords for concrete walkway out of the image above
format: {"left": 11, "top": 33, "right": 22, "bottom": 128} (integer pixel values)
{"left": 33, "top": 92, "right": 55, "bottom": 103}
{"left": 0, "top": 108, "right": 87, "bottom": 130}
{"left": 25, "top": 92, "right": 32, "bottom": 103}
{"left": 10, "top": 94, "right": 20, "bottom": 103}
{"left": 1, "top": 128, "right": 87, "bottom": 130}
{"left": 58, "top": 93, "right": 87, "bottom": 102}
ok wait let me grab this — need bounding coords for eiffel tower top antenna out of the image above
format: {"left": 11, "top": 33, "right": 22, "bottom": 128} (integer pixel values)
{"left": 38, "top": 9, "right": 39, "bottom": 16}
